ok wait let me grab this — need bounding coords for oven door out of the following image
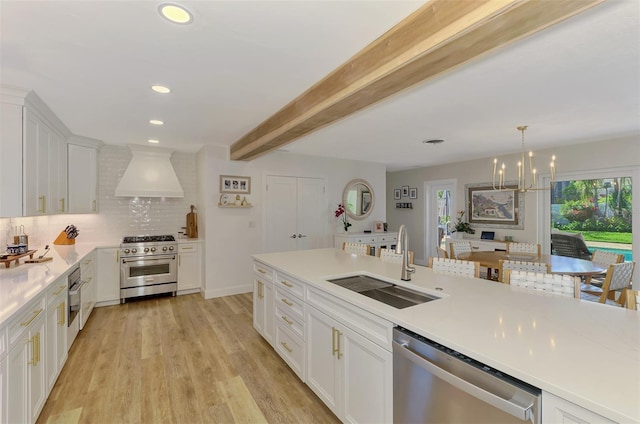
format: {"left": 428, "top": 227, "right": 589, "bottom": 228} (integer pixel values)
{"left": 120, "top": 254, "right": 177, "bottom": 289}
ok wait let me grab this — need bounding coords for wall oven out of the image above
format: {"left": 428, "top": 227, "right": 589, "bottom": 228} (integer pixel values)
{"left": 120, "top": 235, "right": 178, "bottom": 303}
{"left": 67, "top": 266, "right": 82, "bottom": 347}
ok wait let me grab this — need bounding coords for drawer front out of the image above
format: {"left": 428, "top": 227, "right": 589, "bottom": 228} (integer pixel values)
{"left": 253, "top": 261, "right": 274, "bottom": 282}
{"left": 275, "top": 287, "right": 304, "bottom": 322}
{"left": 8, "top": 296, "right": 46, "bottom": 348}
{"left": 378, "top": 234, "right": 397, "bottom": 243}
{"left": 355, "top": 236, "right": 377, "bottom": 244}
{"left": 275, "top": 272, "right": 304, "bottom": 299}
{"left": 275, "top": 304, "right": 304, "bottom": 339}
{"left": 275, "top": 324, "right": 305, "bottom": 381}
{"left": 178, "top": 244, "right": 198, "bottom": 253}
{"left": 46, "top": 281, "right": 68, "bottom": 306}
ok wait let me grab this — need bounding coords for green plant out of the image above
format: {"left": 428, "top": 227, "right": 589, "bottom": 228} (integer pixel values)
{"left": 453, "top": 210, "right": 475, "bottom": 234}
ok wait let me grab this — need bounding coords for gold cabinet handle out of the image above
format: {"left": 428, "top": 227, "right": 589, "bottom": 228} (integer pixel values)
{"left": 331, "top": 327, "right": 338, "bottom": 357}
{"left": 59, "top": 197, "right": 65, "bottom": 212}
{"left": 257, "top": 281, "right": 264, "bottom": 299}
{"left": 280, "top": 342, "right": 293, "bottom": 353}
{"left": 28, "top": 332, "right": 40, "bottom": 365}
{"left": 281, "top": 316, "right": 293, "bottom": 325}
{"left": 257, "top": 268, "right": 267, "bottom": 274}
{"left": 53, "top": 285, "right": 66, "bottom": 295}
{"left": 281, "top": 298, "right": 293, "bottom": 307}
{"left": 281, "top": 280, "right": 293, "bottom": 288}
{"left": 182, "top": 246, "right": 193, "bottom": 250}
{"left": 336, "top": 329, "right": 343, "bottom": 359}
{"left": 21, "top": 308, "right": 43, "bottom": 327}
{"left": 38, "top": 195, "right": 46, "bottom": 213}
{"left": 58, "top": 302, "right": 66, "bottom": 326}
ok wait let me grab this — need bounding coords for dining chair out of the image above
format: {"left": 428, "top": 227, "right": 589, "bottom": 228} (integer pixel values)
{"left": 435, "top": 245, "right": 448, "bottom": 259}
{"left": 449, "top": 240, "right": 472, "bottom": 259}
{"left": 623, "top": 289, "right": 640, "bottom": 311}
{"left": 342, "top": 242, "right": 371, "bottom": 256}
{"left": 587, "top": 261, "right": 635, "bottom": 305}
{"left": 498, "top": 260, "right": 550, "bottom": 283}
{"left": 550, "top": 232, "right": 592, "bottom": 260}
{"left": 428, "top": 257, "right": 480, "bottom": 278}
{"left": 581, "top": 250, "right": 625, "bottom": 290}
{"left": 504, "top": 270, "right": 580, "bottom": 298}
{"left": 378, "top": 248, "right": 414, "bottom": 264}
{"left": 506, "top": 242, "right": 541, "bottom": 256}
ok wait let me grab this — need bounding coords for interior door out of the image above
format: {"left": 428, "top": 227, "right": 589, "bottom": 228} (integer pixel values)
{"left": 266, "top": 175, "right": 326, "bottom": 252}
{"left": 425, "top": 180, "right": 456, "bottom": 262}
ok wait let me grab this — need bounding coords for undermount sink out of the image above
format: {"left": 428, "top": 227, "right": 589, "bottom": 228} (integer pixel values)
{"left": 327, "top": 274, "right": 439, "bottom": 309}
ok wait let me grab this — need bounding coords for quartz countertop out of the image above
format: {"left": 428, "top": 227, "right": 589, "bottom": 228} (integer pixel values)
{"left": 0, "top": 243, "right": 97, "bottom": 326}
{"left": 253, "top": 248, "right": 640, "bottom": 423}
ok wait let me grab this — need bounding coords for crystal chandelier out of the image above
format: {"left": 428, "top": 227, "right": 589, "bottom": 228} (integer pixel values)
{"left": 492, "top": 126, "right": 556, "bottom": 192}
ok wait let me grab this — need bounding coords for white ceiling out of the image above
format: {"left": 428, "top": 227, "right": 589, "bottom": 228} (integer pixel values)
{"left": 1, "top": 1, "right": 638, "bottom": 172}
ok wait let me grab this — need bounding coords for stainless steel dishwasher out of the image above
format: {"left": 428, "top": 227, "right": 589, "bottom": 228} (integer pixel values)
{"left": 393, "top": 327, "right": 541, "bottom": 423}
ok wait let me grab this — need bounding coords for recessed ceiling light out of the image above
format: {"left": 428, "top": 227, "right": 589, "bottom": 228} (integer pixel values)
{"left": 151, "top": 85, "right": 171, "bottom": 94}
{"left": 423, "top": 139, "right": 445, "bottom": 144}
{"left": 148, "top": 139, "right": 160, "bottom": 144}
{"left": 158, "top": 3, "right": 193, "bottom": 24}
{"left": 149, "top": 119, "right": 164, "bottom": 125}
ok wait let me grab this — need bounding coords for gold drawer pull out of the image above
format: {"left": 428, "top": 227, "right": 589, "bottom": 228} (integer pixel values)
{"left": 53, "top": 285, "right": 66, "bottom": 295}
{"left": 281, "top": 316, "right": 293, "bottom": 325}
{"left": 257, "top": 268, "right": 267, "bottom": 274}
{"left": 21, "top": 308, "right": 43, "bottom": 327}
{"left": 280, "top": 342, "right": 293, "bottom": 353}
{"left": 28, "top": 332, "right": 40, "bottom": 365}
{"left": 281, "top": 298, "right": 293, "bottom": 307}
{"left": 281, "top": 280, "right": 293, "bottom": 288}
{"left": 58, "top": 302, "right": 66, "bottom": 326}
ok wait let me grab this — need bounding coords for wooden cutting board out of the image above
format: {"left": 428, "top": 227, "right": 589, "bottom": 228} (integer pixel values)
{"left": 186, "top": 205, "right": 198, "bottom": 238}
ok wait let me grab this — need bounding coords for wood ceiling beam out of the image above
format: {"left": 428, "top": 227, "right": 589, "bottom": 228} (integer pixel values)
{"left": 230, "top": 0, "right": 604, "bottom": 161}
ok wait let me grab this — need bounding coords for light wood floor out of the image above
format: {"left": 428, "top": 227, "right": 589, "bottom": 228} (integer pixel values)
{"left": 37, "top": 293, "right": 341, "bottom": 424}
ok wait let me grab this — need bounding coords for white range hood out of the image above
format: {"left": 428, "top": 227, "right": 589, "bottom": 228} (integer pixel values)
{"left": 115, "top": 145, "right": 184, "bottom": 198}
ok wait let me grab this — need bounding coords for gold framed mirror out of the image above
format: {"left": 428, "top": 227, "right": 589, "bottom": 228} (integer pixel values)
{"left": 342, "top": 179, "right": 374, "bottom": 220}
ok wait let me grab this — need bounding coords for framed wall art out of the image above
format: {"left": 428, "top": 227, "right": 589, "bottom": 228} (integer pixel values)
{"left": 394, "top": 188, "right": 401, "bottom": 200}
{"left": 401, "top": 186, "right": 409, "bottom": 197}
{"left": 466, "top": 183, "right": 524, "bottom": 229}
{"left": 374, "top": 221, "right": 384, "bottom": 232}
{"left": 409, "top": 187, "right": 417, "bottom": 199}
{"left": 220, "top": 175, "right": 251, "bottom": 194}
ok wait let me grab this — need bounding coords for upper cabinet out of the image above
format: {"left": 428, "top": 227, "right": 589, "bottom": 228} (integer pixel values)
{"left": 67, "top": 137, "right": 101, "bottom": 214}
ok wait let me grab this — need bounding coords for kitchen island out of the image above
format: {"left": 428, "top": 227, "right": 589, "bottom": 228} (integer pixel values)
{"left": 253, "top": 248, "right": 639, "bottom": 423}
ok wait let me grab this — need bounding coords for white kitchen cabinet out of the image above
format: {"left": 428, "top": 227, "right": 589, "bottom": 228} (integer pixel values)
{"left": 542, "top": 391, "right": 615, "bottom": 424}
{"left": 445, "top": 237, "right": 507, "bottom": 254}
{"left": 7, "top": 298, "right": 47, "bottom": 424}
{"left": 306, "top": 305, "right": 392, "bottom": 423}
{"left": 1, "top": 86, "right": 71, "bottom": 217}
{"left": 334, "top": 232, "right": 398, "bottom": 256}
{"left": 253, "top": 261, "right": 274, "bottom": 346}
{"left": 0, "top": 356, "right": 6, "bottom": 424}
{"left": 96, "top": 247, "right": 121, "bottom": 304}
{"left": 45, "top": 281, "right": 67, "bottom": 393}
{"left": 67, "top": 138, "right": 101, "bottom": 213}
{"left": 274, "top": 271, "right": 306, "bottom": 381}
{"left": 79, "top": 251, "right": 96, "bottom": 329}
{"left": 177, "top": 243, "right": 201, "bottom": 291}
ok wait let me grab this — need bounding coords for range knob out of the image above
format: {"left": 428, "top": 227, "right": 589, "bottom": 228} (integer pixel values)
{"left": 123, "top": 248, "right": 130, "bottom": 254}
{"left": 162, "top": 246, "right": 168, "bottom": 252}
{"left": 131, "top": 248, "right": 137, "bottom": 254}
{"left": 144, "top": 247, "right": 149, "bottom": 253}
{"left": 168, "top": 246, "right": 174, "bottom": 251}
{"left": 150, "top": 247, "right": 156, "bottom": 252}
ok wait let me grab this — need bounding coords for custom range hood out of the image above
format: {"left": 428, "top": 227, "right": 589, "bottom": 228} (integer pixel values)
{"left": 115, "top": 145, "right": 184, "bottom": 198}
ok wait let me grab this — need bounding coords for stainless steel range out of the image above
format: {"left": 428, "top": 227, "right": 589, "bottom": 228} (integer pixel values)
{"left": 120, "top": 235, "right": 177, "bottom": 303}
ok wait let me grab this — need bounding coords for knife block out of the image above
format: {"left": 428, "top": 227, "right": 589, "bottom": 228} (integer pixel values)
{"left": 53, "top": 231, "right": 75, "bottom": 245}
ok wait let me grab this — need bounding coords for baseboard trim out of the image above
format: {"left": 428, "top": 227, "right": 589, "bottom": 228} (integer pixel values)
{"left": 203, "top": 284, "right": 252, "bottom": 299}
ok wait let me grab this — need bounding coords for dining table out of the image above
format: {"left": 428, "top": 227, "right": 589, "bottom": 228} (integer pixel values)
{"left": 456, "top": 251, "right": 607, "bottom": 280}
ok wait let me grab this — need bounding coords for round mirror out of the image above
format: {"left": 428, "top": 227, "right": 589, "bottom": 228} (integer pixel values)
{"left": 342, "top": 179, "right": 375, "bottom": 220}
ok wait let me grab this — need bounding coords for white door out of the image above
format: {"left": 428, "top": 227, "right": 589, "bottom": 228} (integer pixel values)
{"left": 425, "top": 180, "right": 456, "bottom": 262}
{"left": 266, "top": 175, "right": 326, "bottom": 252}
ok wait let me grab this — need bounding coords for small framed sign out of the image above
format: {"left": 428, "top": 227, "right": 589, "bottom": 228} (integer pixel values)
{"left": 220, "top": 175, "right": 251, "bottom": 194}
{"left": 409, "top": 187, "right": 418, "bottom": 199}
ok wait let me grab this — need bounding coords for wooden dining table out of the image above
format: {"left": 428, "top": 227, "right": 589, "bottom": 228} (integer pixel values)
{"left": 456, "top": 251, "right": 607, "bottom": 280}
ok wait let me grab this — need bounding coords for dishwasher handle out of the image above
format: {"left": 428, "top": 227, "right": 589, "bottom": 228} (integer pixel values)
{"left": 393, "top": 340, "right": 535, "bottom": 422}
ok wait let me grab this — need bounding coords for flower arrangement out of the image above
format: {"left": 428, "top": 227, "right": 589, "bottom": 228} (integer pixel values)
{"left": 453, "top": 210, "right": 475, "bottom": 234}
{"left": 334, "top": 204, "right": 352, "bottom": 231}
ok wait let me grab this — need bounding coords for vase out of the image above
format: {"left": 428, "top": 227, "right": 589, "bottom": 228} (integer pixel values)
{"left": 451, "top": 232, "right": 462, "bottom": 239}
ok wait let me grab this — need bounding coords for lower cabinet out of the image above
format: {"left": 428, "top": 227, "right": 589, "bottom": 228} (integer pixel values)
{"left": 253, "top": 277, "right": 274, "bottom": 345}
{"left": 177, "top": 243, "right": 201, "bottom": 291}
{"left": 542, "top": 391, "right": 615, "bottom": 424}
{"left": 0, "top": 356, "right": 6, "bottom": 424}
{"left": 306, "top": 305, "right": 392, "bottom": 423}
{"left": 96, "top": 247, "right": 120, "bottom": 304}
{"left": 45, "top": 282, "right": 67, "bottom": 392}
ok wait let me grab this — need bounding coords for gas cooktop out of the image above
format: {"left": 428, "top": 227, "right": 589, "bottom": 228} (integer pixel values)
{"left": 122, "top": 235, "right": 175, "bottom": 243}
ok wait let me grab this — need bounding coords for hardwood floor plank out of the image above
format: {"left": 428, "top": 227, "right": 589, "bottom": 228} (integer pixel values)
{"left": 37, "top": 293, "right": 340, "bottom": 424}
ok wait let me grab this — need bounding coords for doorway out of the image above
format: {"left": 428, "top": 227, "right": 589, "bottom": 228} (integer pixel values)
{"left": 424, "top": 179, "right": 456, "bottom": 262}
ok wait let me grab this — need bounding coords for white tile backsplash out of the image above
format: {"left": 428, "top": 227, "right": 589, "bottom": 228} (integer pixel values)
{"left": 0, "top": 144, "right": 199, "bottom": 249}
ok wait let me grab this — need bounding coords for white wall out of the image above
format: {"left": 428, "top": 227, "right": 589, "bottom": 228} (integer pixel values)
{"left": 387, "top": 135, "right": 639, "bottom": 265}
{"left": 198, "top": 145, "right": 387, "bottom": 299}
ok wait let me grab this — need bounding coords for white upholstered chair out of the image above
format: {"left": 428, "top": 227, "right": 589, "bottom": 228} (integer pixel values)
{"left": 428, "top": 257, "right": 480, "bottom": 278}
{"left": 506, "top": 242, "right": 541, "bottom": 256}
{"left": 449, "top": 240, "right": 472, "bottom": 259}
{"left": 378, "top": 248, "right": 414, "bottom": 264}
{"left": 342, "top": 242, "right": 371, "bottom": 256}
{"left": 498, "top": 260, "right": 550, "bottom": 283}
{"left": 504, "top": 270, "right": 580, "bottom": 298}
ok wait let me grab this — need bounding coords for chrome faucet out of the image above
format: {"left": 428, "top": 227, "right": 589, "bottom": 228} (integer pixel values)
{"left": 396, "top": 225, "right": 415, "bottom": 281}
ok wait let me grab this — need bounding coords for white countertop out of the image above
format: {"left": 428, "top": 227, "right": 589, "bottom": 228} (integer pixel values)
{"left": 253, "top": 248, "right": 640, "bottom": 423}
{"left": 0, "top": 243, "right": 97, "bottom": 326}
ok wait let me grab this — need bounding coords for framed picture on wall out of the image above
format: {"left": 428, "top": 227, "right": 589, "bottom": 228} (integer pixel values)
{"left": 394, "top": 188, "right": 401, "bottom": 200}
{"left": 409, "top": 188, "right": 417, "bottom": 199}
{"left": 220, "top": 175, "right": 251, "bottom": 194}
{"left": 466, "top": 183, "right": 523, "bottom": 229}
{"left": 401, "top": 186, "right": 409, "bottom": 197}
{"left": 374, "top": 221, "right": 384, "bottom": 232}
